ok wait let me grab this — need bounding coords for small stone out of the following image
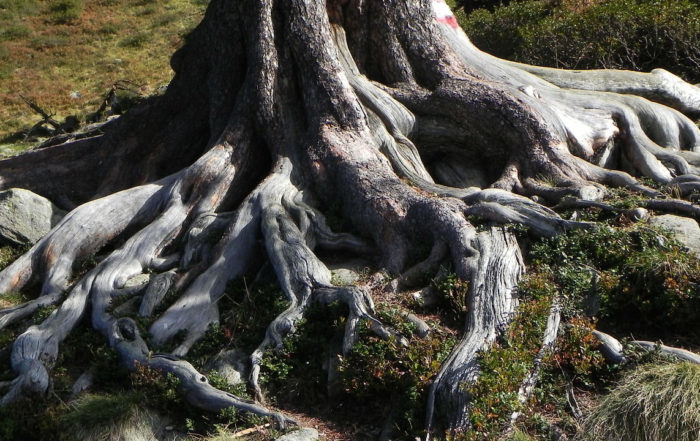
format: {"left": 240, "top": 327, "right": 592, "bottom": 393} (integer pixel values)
{"left": 330, "top": 268, "right": 360, "bottom": 285}
{"left": 123, "top": 273, "right": 151, "bottom": 291}
{"left": 70, "top": 91, "right": 82, "bottom": 99}
{"left": 328, "top": 259, "right": 369, "bottom": 285}
{"left": 206, "top": 349, "right": 248, "bottom": 385}
{"left": 577, "top": 185, "right": 605, "bottom": 202}
{"left": 648, "top": 214, "right": 700, "bottom": 256}
{"left": 275, "top": 428, "right": 319, "bottom": 441}
{"left": 626, "top": 207, "right": 649, "bottom": 222}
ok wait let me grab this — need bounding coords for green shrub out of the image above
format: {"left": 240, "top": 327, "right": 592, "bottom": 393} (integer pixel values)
{"left": 97, "top": 22, "right": 121, "bottom": 35}
{"left": 528, "top": 224, "right": 700, "bottom": 344}
{"left": 259, "top": 301, "right": 346, "bottom": 404}
{"left": 433, "top": 271, "right": 470, "bottom": 325}
{"left": 580, "top": 362, "right": 700, "bottom": 441}
{"left": 461, "top": 1, "right": 551, "bottom": 60}
{"left": 0, "top": 245, "right": 23, "bottom": 271}
{"left": 461, "top": 0, "right": 700, "bottom": 83}
{"left": 339, "top": 308, "right": 456, "bottom": 438}
{"left": 456, "top": 0, "right": 514, "bottom": 12}
{"left": 48, "top": 0, "right": 84, "bottom": 23}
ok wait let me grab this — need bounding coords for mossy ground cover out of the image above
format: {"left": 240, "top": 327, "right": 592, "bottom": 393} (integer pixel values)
{"left": 0, "top": 0, "right": 208, "bottom": 150}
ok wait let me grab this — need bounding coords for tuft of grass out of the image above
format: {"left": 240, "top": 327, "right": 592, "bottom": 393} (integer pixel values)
{"left": 58, "top": 392, "right": 140, "bottom": 431}
{"left": 580, "top": 362, "right": 700, "bottom": 441}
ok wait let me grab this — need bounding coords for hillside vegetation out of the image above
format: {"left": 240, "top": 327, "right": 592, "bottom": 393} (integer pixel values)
{"left": 457, "top": 0, "right": 700, "bottom": 85}
{"left": 0, "top": 0, "right": 207, "bottom": 154}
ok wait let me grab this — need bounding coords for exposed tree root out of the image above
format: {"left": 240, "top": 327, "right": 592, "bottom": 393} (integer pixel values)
{"left": 593, "top": 330, "right": 700, "bottom": 365}
{"left": 0, "top": 0, "right": 699, "bottom": 436}
{"left": 425, "top": 227, "right": 524, "bottom": 436}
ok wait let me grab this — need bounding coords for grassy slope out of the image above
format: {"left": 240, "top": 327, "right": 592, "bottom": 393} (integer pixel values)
{"left": 0, "top": 0, "right": 207, "bottom": 155}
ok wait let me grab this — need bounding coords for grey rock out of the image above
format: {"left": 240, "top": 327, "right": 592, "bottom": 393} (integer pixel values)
{"left": 206, "top": 349, "right": 248, "bottom": 385}
{"left": 328, "top": 259, "right": 369, "bottom": 285}
{"left": 626, "top": 207, "right": 649, "bottom": 222}
{"left": 123, "top": 273, "right": 152, "bottom": 291}
{"left": 648, "top": 214, "right": 700, "bottom": 256}
{"left": 0, "top": 188, "right": 65, "bottom": 246}
{"left": 275, "top": 428, "right": 319, "bottom": 441}
{"left": 69, "top": 371, "right": 93, "bottom": 400}
{"left": 577, "top": 185, "right": 605, "bottom": 202}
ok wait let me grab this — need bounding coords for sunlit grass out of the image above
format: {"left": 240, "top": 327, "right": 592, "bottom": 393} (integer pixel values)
{"left": 579, "top": 362, "right": 700, "bottom": 441}
{"left": 0, "top": 0, "right": 208, "bottom": 145}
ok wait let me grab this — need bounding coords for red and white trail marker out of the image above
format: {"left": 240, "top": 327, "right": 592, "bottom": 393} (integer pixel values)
{"left": 432, "top": 0, "right": 459, "bottom": 29}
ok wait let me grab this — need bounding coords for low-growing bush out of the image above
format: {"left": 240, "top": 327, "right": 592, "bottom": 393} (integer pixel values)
{"left": 119, "top": 32, "right": 150, "bottom": 48}
{"left": 340, "top": 307, "right": 456, "bottom": 438}
{"left": 0, "top": 22, "right": 30, "bottom": 41}
{"left": 527, "top": 224, "right": 700, "bottom": 344}
{"left": 48, "top": 0, "right": 84, "bottom": 23}
{"left": 461, "top": 0, "right": 700, "bottom": 83}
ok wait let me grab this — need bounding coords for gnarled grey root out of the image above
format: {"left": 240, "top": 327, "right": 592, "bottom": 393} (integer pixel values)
{"left": 110, "top": 318, "right": 294, "bottom": 428}
{"left": 0, "top": 291, "right": 63, "bottom": 331}
{"left": 436, "top": 6, "right": 700, "bottom": 188}
{"left": 425, "top": 227, "right": 524, "bottom": 437}
{"left": 249, "top": 180, "right": 391, "bottom": 402}
{"left": 139, "top": 270, "right": 178, "bottom": 317}
{"left": 592, "top": 330, "right": 626, "bottom": 364}
{"left": 182, "top": 212, "right": 234, "bottom": 269}
{"left": 510, "top": 65, "right": 700, "bottom": 118}
{"left": 592, "top": 330, "right": 700, "bottom": 364}
{"left": 69, "top": 371, "right": 93, "bottom": 400}
{"left": 631, "top": 341, "right": 700, "bottom": 364}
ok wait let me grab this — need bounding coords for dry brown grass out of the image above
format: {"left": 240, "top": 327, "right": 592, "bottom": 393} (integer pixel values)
{"left": 0, "top": 0, "right": 207, "bottom": 143}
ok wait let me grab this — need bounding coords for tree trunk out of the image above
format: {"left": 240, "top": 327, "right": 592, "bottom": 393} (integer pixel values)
{"left": 1, "top": 0, "right": 700, "bottom": 437}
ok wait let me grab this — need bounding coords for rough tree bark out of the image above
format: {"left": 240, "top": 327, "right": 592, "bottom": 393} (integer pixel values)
{"left": 1, "top": 0, "right": 700, "bottom": 438}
